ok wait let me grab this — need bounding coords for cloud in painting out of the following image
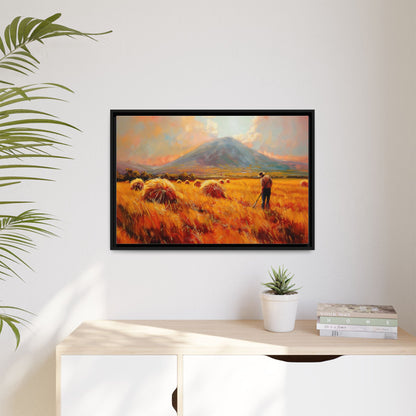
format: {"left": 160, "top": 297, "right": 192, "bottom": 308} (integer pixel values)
{"left": 117, "top": 115, "right": 308, "bottom": 167}
{"left": 235, "top": 116, "right": 309, "bottom": 163}
{"left": 117, "top": 116, "right": 218, "bottom": 166}
{"left": 205, "top": 118, "right": 218, "bottom": 136}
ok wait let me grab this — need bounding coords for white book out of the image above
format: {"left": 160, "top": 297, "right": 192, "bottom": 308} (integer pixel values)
{"left": 319, "top": 330, "right": 397, "bottom": 339}
{"left": 316, "top": 323, "right": 398, "bottom": 333}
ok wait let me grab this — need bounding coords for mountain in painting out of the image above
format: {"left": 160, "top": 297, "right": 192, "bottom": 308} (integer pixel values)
{"left": 153, "top": 137, "right": 307, "bottom": 175}
{"left": 116, "top": 160, "right": 153, "bottom": 173}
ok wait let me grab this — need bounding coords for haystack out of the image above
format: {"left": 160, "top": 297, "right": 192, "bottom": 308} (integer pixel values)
{"left": 226, "top": 179, "right": 230, "bottom": 183}
{"left": 176, "top": 179, "right": 182, "bottom": 183}
{"left": 194, "top": 180, "right": 201, "bottom": 188}
{"left": 201, "top": 180, "right": 226, "bottom": 198}
{"left": 185, "top": 180, "right": 190, "bottom": 185}
{"left": 219, "top": 180, "right": 225, "bottom": 184}
{"left": 300, "top": 180, "right": 308, "bottom": 187}
{"left": 130, "top": 178, "right": 144, "bottom": 191}
{"left": 143, "top": 178, "right": 179, "bottom": 204}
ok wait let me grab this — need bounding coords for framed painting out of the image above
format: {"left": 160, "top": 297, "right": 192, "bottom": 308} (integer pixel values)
{"left": 111, "top": 110, "right": 314, "bottom": 249}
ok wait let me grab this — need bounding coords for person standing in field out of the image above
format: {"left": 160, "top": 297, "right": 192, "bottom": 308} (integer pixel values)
{"left": 259, "top": 171, "right": 272, "bottom": 209}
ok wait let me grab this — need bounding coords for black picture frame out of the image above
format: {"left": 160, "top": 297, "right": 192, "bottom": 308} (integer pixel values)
{"left": 111, "top": 109, "right": 314, "bottom": 250}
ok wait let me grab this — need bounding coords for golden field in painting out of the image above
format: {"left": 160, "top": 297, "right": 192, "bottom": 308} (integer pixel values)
{"left": 116, "top": 178, "right": 308, "bottom": 245}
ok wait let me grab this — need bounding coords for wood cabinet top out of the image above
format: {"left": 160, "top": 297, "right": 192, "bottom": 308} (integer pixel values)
{"left": 56, "top": 320, "right": 416, "bottom": 356}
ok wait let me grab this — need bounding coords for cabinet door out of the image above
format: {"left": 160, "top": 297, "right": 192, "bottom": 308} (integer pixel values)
{"left": 61, "top": 355, "right": 177, "bottom": 416}
{"left": 183, "top": 355, "right": 416, "bottom": 416}
{"left": 183, "top": 355, "right": 287, "bottom": 416}
{"left": 284, "top": 355, "right": 416, "bottom": 416}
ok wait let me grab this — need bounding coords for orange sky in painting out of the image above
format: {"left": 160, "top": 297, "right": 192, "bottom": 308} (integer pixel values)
{"left": 117, "top": 116, "right": 213, "bottom": 166}
{"left": 116, "top": 115, "right": 309, "bottom": 166}
{"left": 259, "top": 150, "right": 309, "bottom": 164}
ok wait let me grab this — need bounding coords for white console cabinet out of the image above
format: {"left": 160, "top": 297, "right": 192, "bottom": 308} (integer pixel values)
{"left": 61, "top": 355, "right": 177, "bottom": 416}
{"left": 183, "top": 355, "right": 416, "bottom": 416}
{"left": 56, "top": 321, "right": 416, "bottom": 416}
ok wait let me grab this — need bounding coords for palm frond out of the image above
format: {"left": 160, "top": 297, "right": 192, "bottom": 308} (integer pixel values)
{"left": 0, "top": 14, "right": 110, "bottom": 349}
{"left": 0, "top": 83, "right": 75, "bottom": 175}
{"left": 0, "top": 305, "right": 33, "bottom": 349}
{"left": 0, "top": 210, "right": 56, "bottom": 279}
{"left": 0, "top": 14, "right": 111, "bottom": 79}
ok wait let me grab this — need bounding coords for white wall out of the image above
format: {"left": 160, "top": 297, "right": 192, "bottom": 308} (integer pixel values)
{"left": 0, "top": 0, "right": 415, "bottom": 415}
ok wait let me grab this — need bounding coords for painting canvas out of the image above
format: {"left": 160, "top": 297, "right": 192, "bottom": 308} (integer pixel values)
{"left": 111, "top": 110, "right": 314, "bottom": 249}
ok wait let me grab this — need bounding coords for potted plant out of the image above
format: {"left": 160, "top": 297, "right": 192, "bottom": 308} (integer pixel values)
{"left": 261, "top": 265, "right": 300, "bottom": 332}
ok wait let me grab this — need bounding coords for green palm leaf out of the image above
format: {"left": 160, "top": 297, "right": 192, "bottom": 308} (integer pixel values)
{"left": 0, "top": 305, "right": 33, "bottom": 348}
{"left": 0, "top": 210, "right": 56, "bottom": 276}
{"left": 0, "top": 84, "right": 75, "bottom": 166}
{"left": 0, "top": 13, "right": 110, "bottom": 348}
{"left": 0, "top": 13, "right": 111, "bottom": 79}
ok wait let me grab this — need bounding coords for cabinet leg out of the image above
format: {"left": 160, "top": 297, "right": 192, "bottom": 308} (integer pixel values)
{"left": 177, "top": 354, "right": 183, "bottom": 416}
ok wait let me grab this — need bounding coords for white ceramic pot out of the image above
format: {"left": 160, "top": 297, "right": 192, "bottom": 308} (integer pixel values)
{"left": 261, "top": 291, "right": 299, "bottom": 332}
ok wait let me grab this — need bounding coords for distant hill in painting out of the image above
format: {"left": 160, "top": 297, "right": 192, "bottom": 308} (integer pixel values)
{"left": 118, "top": 137, "right": 308, "bottom": 177}
{"left": 116, "top": 160, "right": 153, "bottom": 174}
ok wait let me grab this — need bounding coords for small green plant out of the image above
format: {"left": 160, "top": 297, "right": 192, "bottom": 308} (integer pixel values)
{"left": 263, "top": 265, "right": 300, "bottom": 295}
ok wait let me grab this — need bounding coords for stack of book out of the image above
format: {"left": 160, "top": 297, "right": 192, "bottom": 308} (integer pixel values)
{"left": 317, "top": 303, "right": 398, "bottom": 339}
